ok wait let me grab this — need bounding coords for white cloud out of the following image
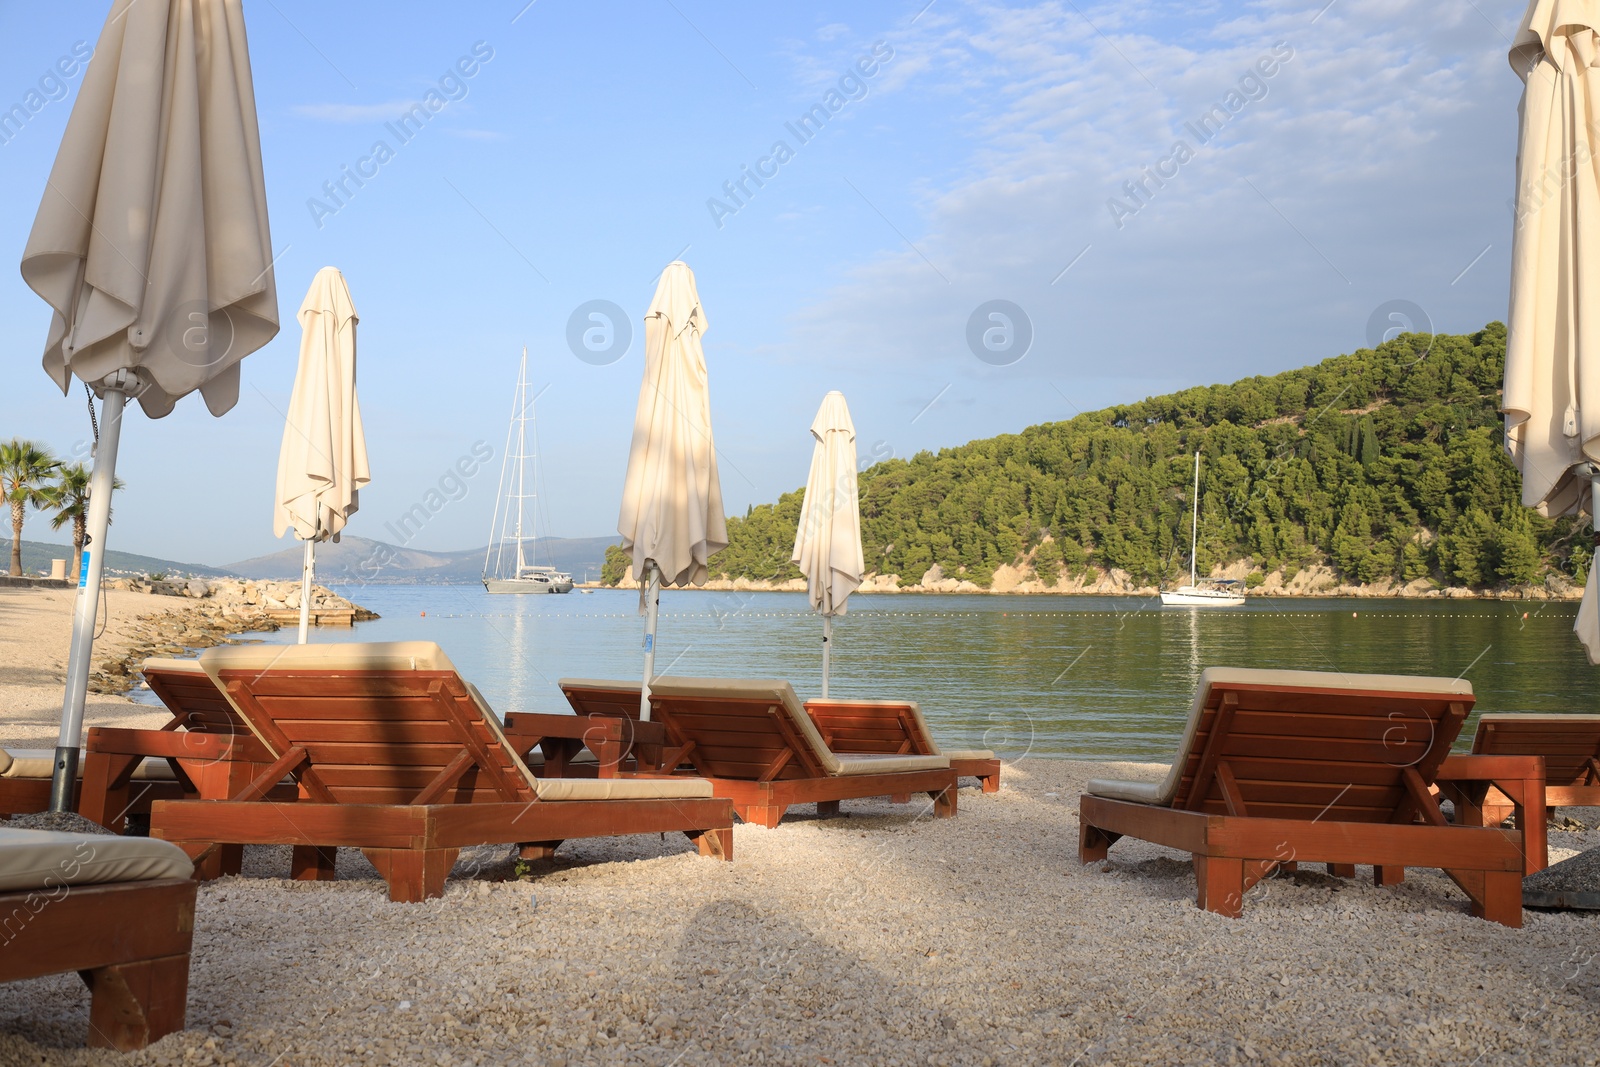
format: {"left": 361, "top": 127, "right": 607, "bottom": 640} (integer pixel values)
{"left": 292, "top": 100, "right": 422, "bottom": 123}
{"left": 787, "top": 0, "right": 1526, "bottom": 393}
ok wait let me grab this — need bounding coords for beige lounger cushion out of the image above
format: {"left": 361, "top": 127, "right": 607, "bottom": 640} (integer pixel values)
{"left": 532, "top": 777, "right": 712, "bottom": 800}
{"left": 0, "top": 827, "right": 193, "bottom": 892}
{"left": 833, "top": 753, "right": 949, "bottom": 775}
{"left": 945, "top": 750, "right": 997, "bottom": 761}
{"left": 199, "top": 642, "right": 713, "bottom": 802}
{"left": 0, "top": 750, "right": 176, "bottom": 781}
{"left": 1086, "top": 667, "right": 1475, "bottom": 807}
{"left": 648, "top": 676, "right": 951, "bottom": 776}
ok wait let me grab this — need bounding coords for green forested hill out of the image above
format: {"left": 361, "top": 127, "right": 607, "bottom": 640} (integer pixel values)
{"left": 604, "top": 323, "right": 1586, "bottom": 590}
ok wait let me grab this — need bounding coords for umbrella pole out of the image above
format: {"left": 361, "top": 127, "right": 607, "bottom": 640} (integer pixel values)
{"left": 49, "top": 380, "right": 128, "bottom": 812}
{"left": 297, "top": 535, "right": 315, "bottom": 644}
{"left": 821, "top": 615, "right": 832, "bottom": 697}
{"left": 640, "top": 563, "right": 660, "bottom": 722}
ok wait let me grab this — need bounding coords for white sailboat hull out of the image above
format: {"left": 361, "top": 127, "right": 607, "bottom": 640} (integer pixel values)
{"left": 1160, "top": 586, "right": 1245, "bottom": 607}
{"left": 483, "top": 574, "right": 572, "bottom": 594}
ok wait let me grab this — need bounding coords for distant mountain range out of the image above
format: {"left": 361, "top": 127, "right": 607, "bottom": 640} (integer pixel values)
{"left": 2, "top": 534, "right": 619, "bottom": 586}
{"left": 1, "top": 538, "right": 237, "bottom": 580}
{"left": 221, "top": 535, "right": 620, "bottom": 585}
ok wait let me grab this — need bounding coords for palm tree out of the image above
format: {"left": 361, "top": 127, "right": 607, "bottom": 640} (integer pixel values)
{"left": 43, "top": 463, "right": 124, "bottom": 580}
{"left": 1, "top": 439, "right": 60, "bottom": 576}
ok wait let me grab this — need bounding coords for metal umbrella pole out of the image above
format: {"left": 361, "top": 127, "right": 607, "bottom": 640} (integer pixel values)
{"left": 639, "top": 562, "right": 660, "bottom": 722}
{"left": 297, "top": 504, "right": 321, "bottom": 644}
{"left": 49, "top": 371, "right": 134, "bottom": 812}
{"left": 821, "top": 615, "right": 833, "bottom": 697}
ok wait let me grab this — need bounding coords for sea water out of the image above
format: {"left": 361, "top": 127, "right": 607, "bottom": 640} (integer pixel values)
{"left": 204, "top": 586, "right": 1597, "bottom": 762}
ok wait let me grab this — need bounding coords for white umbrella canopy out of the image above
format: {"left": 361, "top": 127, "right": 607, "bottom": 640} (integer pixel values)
{"left": 18, "top": 0, "right": 278, "bottom": 810}
{"left": 275, "top": 267, "right": 368, "bottom": 643}
{"left": 1505, "top": 2, "right": 1600, "bottom": 662}
{"left": 617, "top": 261, "right": 727, "bottom": 717}
{"left": 792, "top": 391, "right": 864, "bottom": 695}
{"left": 23, "top": 0, "right": 278, "bottom": 418}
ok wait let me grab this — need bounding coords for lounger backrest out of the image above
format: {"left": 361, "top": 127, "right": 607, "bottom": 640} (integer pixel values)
{"left": 559, "top": 679, "right": 644, "bottom": 720}
{"left": 647, "top": 677, "right": 842, "bottom": 779}
{"left": 141, "top": 659, "right": 250, "bottom": 736}
{"left": 1158, "top": 668, "right": 1473, "bottom": 822}
{"left": 198, "top": 641, "right": 539, "bottom": 807}
{"left": 1472, "top": 714, "right": 1600, "bottom": 786}
{"left": 802, "top": 699, "right": 938, "bottom": 756}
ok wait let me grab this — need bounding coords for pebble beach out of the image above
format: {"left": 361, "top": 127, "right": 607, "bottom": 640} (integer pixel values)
{"left": 1, "top": 587, "right": 1598, "bottom": 1066}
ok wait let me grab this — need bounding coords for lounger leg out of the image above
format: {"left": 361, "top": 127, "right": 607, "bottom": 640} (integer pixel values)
{"left": 217, "top": 844, "right": 245, "bottom": 877}
{"left": 291, "top": 846, "right": 338, "bottom": 882}
{"left": 1512, "top": 783, "right": 1548, "bottom": 875}
{"left": 737, "top": 804, "right": 786, "bottom": 828}
{"left": 179, "top": 843, "right": 225, "bottom": 882}
{"left": 517, "top": 841, "right": 561, "bottom": 861}
{"left": 890, "top": 794, "right": 910, "bottom": 804}
{"left": 80, "top": 954, "right": 190, "bottom": 1051}
{"left": 688, "top": 827, "right": 733, "bottom": 861}
{"left": 1373, "top": 865, "right": 1405, "bottom": 886}
{"left": 363, "top": 847, "right": 459, "bottom": 902}
{"left": 1326, "top": 863, "right": 1357, "bottom": 879}
{"left": 1193, "top": 855, "right": 1245, "bottom": 918}
{"left": 931, "top": 785, "right": 957, "bottom": 819}
{"left": 1472, "top": 871, "right": 1524, "bottom": 928}
{"left": 1079, "top": 821, "right": 1121, "bottom": 864}
{"left": 980, "top": 772, "right": 1000, "bottom": 794}
{"left": 80, "top": 754, "right": 137, "bottom": 833}
{"left": 816, "top": 801, "right": 841, "bottom": 818}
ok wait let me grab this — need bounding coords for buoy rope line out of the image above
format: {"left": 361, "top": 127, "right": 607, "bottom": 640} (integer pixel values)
{"left": 415, "top": 611, "right": 1567, "bottom": 620}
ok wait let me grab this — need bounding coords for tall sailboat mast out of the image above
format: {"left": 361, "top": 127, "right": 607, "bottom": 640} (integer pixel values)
{"left": 1189, "top": 451, "right": 1199, "bottom": 588}
{"left": 513, "top": 346, "right": 530, "bottom": 575}
{"left": 482, "top": 347, "right": 573, "bottom": 594}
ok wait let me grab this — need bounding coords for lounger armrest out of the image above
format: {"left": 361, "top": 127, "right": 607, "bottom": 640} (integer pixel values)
{"left": 87, "top": 726, "right": 273, "bottom": 763}
{"left": 1435, "top": 754, "right": 1546, "bottom": 782}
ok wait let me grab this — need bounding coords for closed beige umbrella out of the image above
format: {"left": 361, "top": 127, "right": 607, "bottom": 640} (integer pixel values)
{"left": 19, "top": 0, "right": 278, "bottom": 810}
{"left": 617, "top": 261, "right": 727, "bottom": 718}
{"left": 276, "top": 267, "right": 368, "bottom": 643}
{"left": 792, "top": 391, "right": 864, "bottom": 696}
{"left": 1505, "top": 3, "right": 1600, "bottom": 662}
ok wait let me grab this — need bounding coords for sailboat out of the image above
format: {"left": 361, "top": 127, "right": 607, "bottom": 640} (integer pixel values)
{"left": 1160, "top": 451, "right": 1245, "bottom": 607}
{"left": 482, "top": 347, "right": 573, "bottom": 594}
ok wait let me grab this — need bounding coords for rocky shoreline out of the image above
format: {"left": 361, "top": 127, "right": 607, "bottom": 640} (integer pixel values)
{"left": 86, "top": 578, "right": 378, "bottom": 695}
{"left": 601, "top": 561, "right": 1585, "bottom": 601}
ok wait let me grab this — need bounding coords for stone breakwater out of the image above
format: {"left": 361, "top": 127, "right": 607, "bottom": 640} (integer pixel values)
{"left": 87, "top": 578, "right": 377, "bottom": 694}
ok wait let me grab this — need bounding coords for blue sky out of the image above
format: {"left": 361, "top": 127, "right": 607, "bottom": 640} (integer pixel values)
{"left": 0, "top": 0, "right": 1527, "bottom": 566}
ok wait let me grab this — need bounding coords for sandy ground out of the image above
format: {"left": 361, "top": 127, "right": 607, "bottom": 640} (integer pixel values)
{"left": 0, "top": 587, "right": 192, "bottom": 746}
{"left": 0, "top": 588, "right": 1598, "bottom": 1065}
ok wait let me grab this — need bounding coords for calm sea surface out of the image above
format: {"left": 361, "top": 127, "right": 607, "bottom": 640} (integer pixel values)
{"left": 201, "top": 586, "right": 1598, "bottom": 762}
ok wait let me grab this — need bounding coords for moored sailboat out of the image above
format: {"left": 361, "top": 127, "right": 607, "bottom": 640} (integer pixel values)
{"left": 482, "top": 347, "right": 573, "bottom": 594}
{"left": 1160, "top": 451, "right": 1245, "bottom": 607}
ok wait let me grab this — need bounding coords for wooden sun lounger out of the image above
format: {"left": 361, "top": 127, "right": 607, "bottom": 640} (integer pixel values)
{"left": 559, "top": 679, "right": 997, "bottom": 792}
{"left": 148, "top": 642, "right": 734, "bottom": 902}
{"left": 0, "top": 828, "right": 197, "bottom": 1050}
{"left": 803, "top": 698, "right": 1002, "bottom": 793}
{"left": 80, "top": 660, "right": 294, "bottom": 866}
{"left": 0, "top": 748, "right": 183, "bottom": 823}
{"left": 1078, "top": 668, "right": 1545, "bottom": 927}
{"left": 1443, "top": 714, "right": 1600, "bottom": 828}
{"left": 642, "top": 677, "right": 959, "bottom": 828}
